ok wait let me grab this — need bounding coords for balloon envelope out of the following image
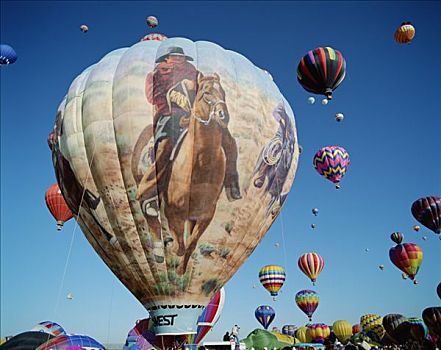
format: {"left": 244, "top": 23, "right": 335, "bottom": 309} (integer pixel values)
{"left": 313, "top": 146, "right": 350, "bottom": 185}
{"left": 45, "top": 183, "right": 74, "bottom": 230}
{"left": 382, "top": 314, "right": 407, "bottom": 343}
{"left": 146, "top": 16, "right": 158, "bottom": 28}
{"left": 295, "top": 290, "right": 319, "bottom": 321}
{"left": 31, "top": 321, "right": 66, "bottom": 337}
{"left": 255, "top": 305, "right": 276, "bottom": 330}
{"left": 141, "top": 33, "right": 168, "bottom": 42}
{"left": 332, "top": 320, "right": 352, "bottom": 344}
{"left": 298, "top": 252, "right": 324, "bottom": 284}
{"left": 394, "top": 22, "right": 416, "bottom": 44}
{"left": 306, "top": 323, "right": 330, "bottom": 344}
{"left": 0, "top": 44, "right": 18, "bottom": 65}
{"left": 37, "top": 335, "right": 105, "bottom": 350}
{"left": 422, "top": 307, "right": 441, "bottom": 337}
{"left": 259, "top": 265, "right": 286, "bottom": 297}
{"left": 390, "top": 232, "right": 403, "bottom": 245}
{"left": 411, "top": 196, "right": 441, "bottom": 234}
{"left": 389, "top": 243, "right": 423, "bottom": 281}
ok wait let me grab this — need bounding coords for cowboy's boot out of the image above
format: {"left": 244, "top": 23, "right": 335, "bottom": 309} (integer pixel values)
{"left": 221, "top": 130, "right": 242, "bottom": 201}
{"left": 224, "top": 173, "right": 242, "bottom": 201}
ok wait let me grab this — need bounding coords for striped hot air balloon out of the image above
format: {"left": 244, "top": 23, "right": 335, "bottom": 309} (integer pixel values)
{"left": 45, "top": 183, "right": 74, "bottom": 230}
{"left": 411, "top": 196, "right": 441, "bottom": 234}
{"left": 259, "top": 265, "right": 286, "bottom": 298}
{"left": 390, "top": 232, "right": 404, "bottom": 245}
{"left": 297, "top": 47, "right": 346, "bottom": 100}
{"left": 360, "top": 314, "right": 385, "bottom": 343}
{"left": 255, "top": 305, "right": 276, "bottom": 330}
{"left": 389, "top": 243, "right": 423, "bottom": 284}
{"left": 333, "top": 320, "right": 352, "bottom": 344}
{"left": 140, "top": 33, "right": 168, "bottom": 42}
{"left": 313, "top": 146, "right": 350, "bottom": 188}
{"left": 422, "top": 307, "right": 441, "bottom": 338}
{"left": 306, "top": 323, "right": 330, "bottom": 344}
{"left": 295, "top": 289, "right": 319, "bottom": 321}
{"left": 394, "top": 22, "right": 416, "bottom": 44}
{"left": 298, "top": 252, "right": 324, "bottom": 285}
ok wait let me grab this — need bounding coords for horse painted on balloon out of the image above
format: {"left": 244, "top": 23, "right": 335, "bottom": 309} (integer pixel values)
{"left": 133, "top": 73, "right": 232, "bottom": 275}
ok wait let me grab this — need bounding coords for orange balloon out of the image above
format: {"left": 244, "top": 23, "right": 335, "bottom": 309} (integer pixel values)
{"left": 45, "top": 183, "right": 73, "bottom": 230}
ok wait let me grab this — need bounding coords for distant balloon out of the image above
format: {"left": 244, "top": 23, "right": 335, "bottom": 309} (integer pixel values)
{"left": 298, "top": 252, "right": 324, "bottom": 285}
{"left": 307, "top": 97, "right": 315, "bottom": 105}
{"left": 389, "top": 243, "right": 423, "bottom": 283}
{"left": 255, "top": 305, "right": 275, "bottom": 330}
{"left": 413, "top": 225, "right": 421, "bottom": 232}
{"left": 0, "top": 44, "right": 18, "bottom": 65}
{"left": 333, "top": 320, "right": 352, "bottom": 344}
{"left": 394, "top": 22, "right": 416, "bottom": 44}
{"left": 274, "top": 243, "right": 280, "bottom": 248}
{"left": 45, "top": 183, "right": 74, "bottom": 230}
{"left": 66, "top": 293, "right": 73, "bottom": 300}
{"left": 311, "top": 223, "right": 316, "bottom": 229}
{"left": 390, "top": 232, "right": 403, "bottom": 244}
{"left": 335, "top": 113, "right": 344, "bottom": 122}
{"left": 422, "top": 236, "right": 427, "bottom": 241}
{"left": 379, "top": 265, "right": 384, "bottom": 270}
{"left": 321, "top": 98, "right": 329, "bottom": 105}
{"left": 365, "top": 248, "right": 370, "bottom": 252}
{"left": 411, "top": 196, "right": 441, "bottom": 234}
{"left": 313, "top": 146, "right": 350, "bottom": 188}
{"left": 299, "top": 145, "right": 303, "bottom": 154}
{"left": 306, "top": 323, "right": 330, "bottom": 344}
{"left": 80, "top": 24, "right": 88, "bottom": 33}
{"left": 312, "top": 208, "right": 319, "bottom": 216}
{"left": 402, "top": 273, "right": 408, "bottom": 280}
{"left": 295, "top": 289, "right": 319, "bottom": 321}
{"left": 141, "top": 33, "right": 168, "bottom": 42}
{"left": 259, "top": 265, "right": 286, "bottom": 298}
{"left": 146, "top": 16, "right": 158, "bottom": 28}
{"left": 297, "top": 47, "right": 346, "bottom": 100}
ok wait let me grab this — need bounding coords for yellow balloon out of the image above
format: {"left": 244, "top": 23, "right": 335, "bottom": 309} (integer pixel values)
{"left": 333, "top": 320, "right": 352, "bottom": 344}
{"left": 296, "top": 326, "right": 312, "bottom": 343}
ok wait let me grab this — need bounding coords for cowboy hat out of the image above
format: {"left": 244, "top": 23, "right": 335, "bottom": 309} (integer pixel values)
{"left": 155, "top": 46, "right": 194, "bottom": 63}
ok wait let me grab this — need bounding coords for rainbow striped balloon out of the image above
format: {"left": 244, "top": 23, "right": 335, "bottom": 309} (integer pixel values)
{"left": 298, "top": 252, "right": 324, "bottom": 285}
{"left": 295, "top": 289, "right": 319, "bottom": 321}
{"left": 306, "top": 323, "right": 330, "bottom": 344}
{"left": 259, "top": 265, "right": 286, "bottom": 297}
{"left": 389, "top": 243, "right": 423, "bottom": 283}
{"left": 313, "top": 146, "right": 350, "bottom": 187}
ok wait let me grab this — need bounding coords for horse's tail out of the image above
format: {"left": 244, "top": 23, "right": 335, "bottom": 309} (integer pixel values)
{"left": 131, "top": 124, "right": 154, "bottom": 185}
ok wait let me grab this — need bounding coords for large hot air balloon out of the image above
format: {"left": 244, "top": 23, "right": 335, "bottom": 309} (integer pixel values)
{"left": 406, "top": 318, "right": 428, "bottom": 343}
{"left": 422, "top": 307, "right": 441, "bottom": 337}
{"left": 186, "top": 288, "right": 225, "bottom": 346}
{"left": 382, "top": 314, "right": 407, "bottom": 343}
{"left": 391, "top": 232, "right": 403, "bottom": 245}
{"left": 255, "top": 305, "right": 276, "bottom": 330}
{"left": 295, "top": 290, "right": 319, "bottom": 321}
{"left": 394, "top": 22, "right": 416, "bottom": 44}
{"left": 45, "top": 183, "right": 74, "bottom": 230}
{"left": 282, "top": 325, "right": 296, "bottom": 337}
{"left": 146, "top": 16, "right": 158, "bottom": 28}
{"left": 411, "top": 196, "right": 441, "bottom": 234}
{"left": 352, "top": 324, "right": 361, "bottom": 335}
{"left": 306, "top": 323, "right": 330, "bottom": 344}
{"left": 297, "top": 47, "right": 346, "bottom": 100}
{"left": 296, "top": 326, "right": 312, "bottom": 343}
{"left": 333, "top": 320, "right": 352, "bottom": 344}
{"left": 437, "top": 283, "right": 441, "bottom": 299}
{"left": 360, "top": 314, "right": 385, "bottom": 343}
{"left": 259, "top": 265, "right": 286, "bottom": 299}
{"left": 141, "top": 33, "right": 168, "bottom": 42}
{"left": 298, "top": 252, "right": 324, "bottom": 285}
{"left": 313, "top": 146, "right": 350, "bottom": 188}
{"left": 31, "top": 321, "right": 66, "bottom": 337}
{"left": 389, "top": 243, "right": 423, "bottom": 283}
{"left": 37, "top": 335, "right": 105, "bottom": 350}
{"left": 51, "top": 38, "right": 299, "bottom": 337}
{"left": 0, "top": 44, "right": 18, "bottom": 65}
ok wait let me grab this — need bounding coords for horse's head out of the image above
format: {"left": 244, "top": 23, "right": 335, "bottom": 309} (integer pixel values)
{"left": 193, "top": 73, "right": 229, "bottom": 127}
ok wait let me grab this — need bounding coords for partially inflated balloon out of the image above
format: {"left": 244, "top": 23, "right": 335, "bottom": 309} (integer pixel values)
{"left": 52, "top": 38, "right": 299, "bottom": 336}
{"left": 391, "top": 232, "right": 403, "bottom": 245}
{"left": 297, "top": 47, "right": 346, "bottom": 100}
{"left": 296, "top": 326, "right": 312, "bottom": 343}
{"left": 0, "top": 44, "right": 18, "bottom": 65}
{"left": 295, "top": 290, "right": 319, "bottom": 321}
{"left": 389, "top": 243, "right": 423, "bottom": 283}
{"left": 282, "top": 325, "right": 296, "bottom": 337}
{"left": 411, "top": 197, "right": 441, "bottom": 234}
{"left": 313, "top": 146, "right": 350, "bottom": 187}
{"left": 382, "top": 314, "right": 407, "bottom": 343}
{"left": 45, "top": 183, "right": 73, "bottom": 230}
{"left": 422, "top": 307, "right": 441, "bottom": 337}
{"left": 37, "top": 335, "right": 105, "bottom": 350}
{"left": 298, "top": 252, "right": 324, "bottom": 285}
{"left": 307, "top": 323, "right": 330, "bottom": 344}
{"left": 333, "top": 320, "right": 352, "bottom": 344}
{"left": 407, "top": 318, "right": 428, "bottom": 343}
{"left": 31, "top": 321, "right": 66, "bottom": 337}
{"left": 255, "top": 306, "right": 276, "bottom": 330}
{"left": 352, "top": 324, "right": 361, "bottom": 335}
{"left": 259, "top": 265, "right": 286, "bottom": 298}
{"left": 394, "top": 22, "right": 416, "bottom": 44}
{"left": 141, "top": 33, "right": 168, "bottom": 42}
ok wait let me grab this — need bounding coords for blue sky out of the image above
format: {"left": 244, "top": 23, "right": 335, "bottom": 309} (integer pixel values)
{"left": 1, "top": 0, "right": 440, "bottom": 345}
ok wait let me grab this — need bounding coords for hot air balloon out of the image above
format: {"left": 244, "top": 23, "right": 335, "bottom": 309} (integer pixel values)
{"left": 31, "top": 321, "right": 66, "bottom": 337}
{"left": 312, "top": 208, "right": 319, "bottom": 216}
{"left": 333, "top": 320, "right": 352, "bottom": 344}
{"left": 313, "top": 146, "right": 350, "bottom": 188}
{"left": 365, "top": 248, "right": 370, "bottom": 252}
{"left": 66, "top": 293, "right": 73, "bottom": 300}
{"left": 141, "top": 33, "right": 168, "bottom": 42}
{"left": 335, "top": 113, "right": 344, "bottom": 122}
{"left": 282, "top": 325, "right": 296, "bottom": 337}
{"left": 394, "top": 22, "right": 416, "bottom": 44}
{"left": 389, "top": 243, "right": 423, "bottom": 283}
{"left": 311, "top": 223, "right": 316, "bottom": 229}
{"left": 307, "top": 323, "right": 330, "bottom": 344}
{"left": 307, "top": 97, "right": 315, "bottom": 105}
{"left": 295, "top": 290, "right": 319, "bottom": 321}
{"left": 382, "top": 314, "right": 407, "bottom": 343}
{"left": 186, "top": 287, "right": 225, "bottom": 346}
{"left": 321, "top": 98, "right": 329, "bottom": 105}
{"left": 411, "top": 196, "right": 441, "bottom": 234}
{"left": 422, "top": 236, "right": 427, "bottom": 241}
{"left": 255, "top": 305, "right": 276, "bottom": 330}
{"left": 437, "top": 283, "right": 441, "bottom": 299}
{"left": 297, "top": 47, "right": 346, "bottom": 100}
{"left": 360, "top": 314, "right": 385, "bottom": 343}
{"left": 422, "top": 307, "right": 441, "bottom": 337}
{"left": 37, "top": 335, "right": 105, "bottom": 350}
{"left": 259, "top": 265, "right": 286, "bottom": 299}
{"left": 352, "top": 324, "right": 361, "bottom": 335}
{"left": 80, "top": 25, "right": 88, "bottom": 33}
{"left": 146, "top": 16, "right": 158, "bottom": 28}
{"left": 0, "top": 44, "right": 18, "bottom": 65}
{"left": 406, "top": 318, "right": 428, "bottom": 343}
{"left": 296, "top": 326, "right": 312, "bottom": 343}
{"left": 391, "top": 232, "right": 403, "bottom": 244}
{"left": 413, "top": 225, "right": 421, "bottom": 232}
{"left": 298, "top": 252, "right": 324, "bottom": 285}
{"left": 45, "top": 183, "right": 74, "bottom": 230}
{"left": 51, "top": 37, "right": 299, "bottom": 337}
{"left": 379, "top": 264, "right": 385, "bottom": 270}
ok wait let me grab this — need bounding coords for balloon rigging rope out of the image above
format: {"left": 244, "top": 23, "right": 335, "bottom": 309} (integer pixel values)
{"left": 52, "top": 141, "right": 98, "bottom": 319}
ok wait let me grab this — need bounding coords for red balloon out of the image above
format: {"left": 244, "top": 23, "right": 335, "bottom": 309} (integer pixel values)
{"left": 45, "top": 183, "right": 73, "bottom": 230}
{"left": 352, "top": 324, "right": 361, "bottom": 335}
{"left": 411, "top": 196, "right": 441, "bottom": 234}
{"left": 389, "top": 243, "right": 423, "bottom": 282}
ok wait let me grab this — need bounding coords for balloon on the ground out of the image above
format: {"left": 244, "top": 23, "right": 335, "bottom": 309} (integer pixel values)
{"left": 297, "top": 47, "right": 346, "bottom": 100}
{"left": 406, "top": 318, "right": 428, "bottom": 343}
{"left": 333, "top": 320, "right": 352, "bottom": 344}
{"left": 37, "top": 335, "right": 105, "bottom": 350}
{"left": 31, "top": 322, "right": 65, "bottom": 337}
{"left": 295, "top": 289, "right": 319, "bottom": 321}
{"left": 80, "top": 25, "right": 88, "bottom": 33}
{"left": 313, "top": 146, "right": 350, "bottom": 188}
{"left": 242, "top": 329, "right": 295, "bottom": 350}
{"left": 0, "top": 332, "right": 55, "bottom": 350}
{"left": 394, "top": 22, "right": 415, "bottom": 44}
{"left": 307, "top": 323, "right": 330, "bottom": 344}
{"left": 389, "top": 243, "right": 423, "bottom": 283}
{"left": 52, "top": 37, "right": 299, "bottom": 336}
{"left": 45, "top": 183, "right": 74, "bottom": 230}
{"left": 307, "top": 97, "right": 315, "bottom": 105}
{"left": 360, "top": 314, "right": 385, "bottom": 343}
{"left": 296, "top": 326, "right": 312, "bottom": 343}
{"left": 141, "top": 33, "right": 167, "bottom": 42}
{"left": 298, "top": 252, "right": 324, "bottom": 285}
{"left": 282, "top": 325, "right": 296, "bottom": 337}
{"left": 255, "top": 305, "right": 276, "bottom": 330}
{"left": 259, "top": 265, "right": 286, "bottom": 298}
{"left": 335, "top": 113, "right": 344, "bottom": 122}
{"left": 422, "top": 307, "right": 441, "bottom": 338}
{"left": 146, "top": 16, "right": 158, "bottom": 28}
{"left": 411, "top": 196, "right": 441, "bottom": 234}
{"left": 382, "top": 314, "right": 407, "bottom": 343}
{"left": 0, "top": 44, "right": 18, "bottom": 65}
{"left": 352, "top": 324, "right": 361, "bottom": 335}
{"left": 390, "top": 232, "right": 403, "bottom": 244}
